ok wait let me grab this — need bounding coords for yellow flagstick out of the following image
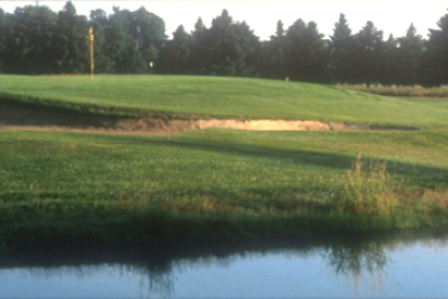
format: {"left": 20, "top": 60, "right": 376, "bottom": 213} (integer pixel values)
{"left": 87, "top": 27, "right": 94, "bottom": 79}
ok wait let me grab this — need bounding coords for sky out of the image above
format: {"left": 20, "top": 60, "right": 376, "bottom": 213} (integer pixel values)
{"left": 0, "top": 0, "right": 447, "bottom": 40}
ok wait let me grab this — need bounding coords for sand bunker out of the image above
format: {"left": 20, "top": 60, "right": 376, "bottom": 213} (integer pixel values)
{"left": 0, "top": 105, "right": 409, "bottom": 135}
{"left": 110, "top": 118, "right": 368, "bottom": 134}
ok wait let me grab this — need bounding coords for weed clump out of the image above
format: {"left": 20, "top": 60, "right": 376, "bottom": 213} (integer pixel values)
{"left": 332, "top": 153, "right": 400, "bottom": 215}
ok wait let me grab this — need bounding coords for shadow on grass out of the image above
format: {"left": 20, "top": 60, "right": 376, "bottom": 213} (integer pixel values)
{"left": 79, "top": 133, "right": 448, "bottom": 188}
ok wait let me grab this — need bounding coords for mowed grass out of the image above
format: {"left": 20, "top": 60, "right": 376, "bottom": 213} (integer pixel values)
{"left": 3, "top": 129, "right": 448, "bottom": 194}
{"left": 1, "top": 75, "right": 448, "bottom": 128}
{"left": 339, "top": 84, "right": 448, "bottom": 98}
{"left": 397, "top": 97, "right": 448, "bottom": 110}
{"left": 1, "top": 75, "right": 448, "bottom": 252}
{"left": 1, "top": 129, "right": 448, "bottom": 252}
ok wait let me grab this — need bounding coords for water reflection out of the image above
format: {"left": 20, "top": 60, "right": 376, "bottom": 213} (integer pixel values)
{"left": 1, "top": 229, "right": 448, "bottom": 298}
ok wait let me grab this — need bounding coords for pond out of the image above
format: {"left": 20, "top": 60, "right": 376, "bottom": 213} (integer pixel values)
{"left": 1, "top": 230, "right": 448, "bottom": 298}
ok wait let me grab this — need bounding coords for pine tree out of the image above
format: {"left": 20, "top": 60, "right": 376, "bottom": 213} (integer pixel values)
{"left": 421, "top": 9, "right": 448, "bottom": 86}
{"left": 190, "top": 17, "right": 209, "bottom": 74}
{"left": 352, "top": 21, "right": 384, "bottom": 86}
{"left": 379, "top": 34, "right": 399, "bottom": 86}
{"left": 330, "top": 13, "right": 355, "bottom": 83}
{"left": 304, "top": 21, "right": 330, "bottom": 82}
{"left": 397, "top": 23, "right": 424, "bottom": 85}
{"left": 284, "top": 19, "right": 306, "bottom": 80}
{"left": 284, "top": 19, "right": 329, "bottom": 82}
{"left": 208, "top": 9, "right": 234, "bottom": 75}
{"left": 267, "top": 20, "right": 287, "bottom": 79}
{"left": 192, "top": 10, "right": 258, "bottom": 77}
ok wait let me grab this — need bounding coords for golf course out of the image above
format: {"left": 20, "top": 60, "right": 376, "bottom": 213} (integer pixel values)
{"left": 1, "top": 75, "right": 448, "bottom": 253}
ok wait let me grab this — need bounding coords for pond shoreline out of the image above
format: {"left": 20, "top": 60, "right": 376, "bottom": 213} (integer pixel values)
{"left": 2, "top": 210, "right": 448, "bottom": 255}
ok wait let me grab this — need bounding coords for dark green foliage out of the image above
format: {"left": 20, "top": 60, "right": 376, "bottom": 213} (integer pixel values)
{"left": 89, "top": 9, "right": 115, "bottom": 74}
{"left": 55, "top": 1, "right": 89, "bottom": 74}
{"left": 189, "top": 10, "right": 259, "bottom": 76}
{"left": 158, "top": 25, "right": 191, "bottom": 74}
{"left": 352, "top": 21, "right": 384, "bottom": 87}
{"left": 397, "top": 24, "right": 424, "bottom": 86}
{"left": 105, "top": 9, "right": 146, "bottom": 73}
{"left": 284, "top": 20, "right": 330, "bottom": 82}
{"left": 144, "top": 43, "right": 159, "bottom": 63}
{"left": 190, "top": 17, "right": 210, "bottom": 74}
{"left": 284, "top": 18, "right": 306, "bottom": 80}
{"left": 330, "top": 13, "right": 355, "bottom": 84}
{"left": 261, "top": 20, "right": 287, "bottom": 79}
{"left": 0, "top": 2, "right": 167, "bottom": 75}
{"left": 421, "top": 9, "right": 448, "bottom": 86}
{"left": 1, "top": 5, "right": 59, "bottom": 74}
{"left": 0, "top": 8, "right": 7, "bottom": 71}
{"left": 379, "top": 34, "right": 400, "bottom": 86}
{"left": 270, "top": 20, "right": 287, "bottom": 78}
{"left": 103, "top": 6, "right": 167, "bottom": 73}
{"left": 1, "top": 2, "right": 448, "bottom": 86}
{"left": 187, "top": 11, "right": 258, "bottom": 76}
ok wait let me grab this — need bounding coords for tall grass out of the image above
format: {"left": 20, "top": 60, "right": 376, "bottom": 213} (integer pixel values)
{"left": 332, "top": 153, "right": 400, "bottom": 215}
{"left": 331, "top": 153, "right": 448, "bottom": 222}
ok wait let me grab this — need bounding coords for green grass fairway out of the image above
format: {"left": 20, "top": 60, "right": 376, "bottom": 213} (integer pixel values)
{"left": 1, "top": 129, "right": 448, "bottom": 252}
{"left": 1, "top": 75, "right": 448, "bottom": 253}
{"left": 1, "top": 75, "right": 448, "bottom": 128}
{"left": 397, "top": 97, "right": 448, "bottom": 111}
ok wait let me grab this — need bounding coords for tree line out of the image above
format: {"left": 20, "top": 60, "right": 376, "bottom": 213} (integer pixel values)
{"left": 0, "top": 1, "right": 447, "bottom": 86}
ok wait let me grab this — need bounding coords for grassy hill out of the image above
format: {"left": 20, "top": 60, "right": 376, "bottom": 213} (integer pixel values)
{"left": 1, "top": 75, "right": 448, "bottom": 253}
{"left": 1, "top": 75, "right": 448, "bottom": 128}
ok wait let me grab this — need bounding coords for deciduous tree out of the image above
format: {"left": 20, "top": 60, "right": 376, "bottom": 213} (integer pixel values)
{"left": 2, "top": 5, "right": 58, "bottom": 74}
{"left": 55, "top": 1, "right": 89, "bottom": 74}
{"left": 159, "top": 25, "right": 191, "bottom": 74}
{"left": 90, "top": 9, "right": 114, "bottom": 73}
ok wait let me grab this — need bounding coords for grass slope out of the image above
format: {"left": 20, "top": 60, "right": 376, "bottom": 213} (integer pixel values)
{"left": 1, "top": 75, "right": 448, "bottom": 128}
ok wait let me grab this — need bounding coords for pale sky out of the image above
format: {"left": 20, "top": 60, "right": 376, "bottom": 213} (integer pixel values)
{"left": 0, "top": 0, "right": 447, "bottom": 40}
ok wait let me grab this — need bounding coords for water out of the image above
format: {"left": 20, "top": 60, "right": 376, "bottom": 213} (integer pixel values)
{"left": 1, "top": 230, "right": 448, "bottom": 298}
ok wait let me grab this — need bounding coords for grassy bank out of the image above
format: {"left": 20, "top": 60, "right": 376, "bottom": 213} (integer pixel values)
{"left": 1, "top": 75, "right": 448, "bottom": 128}
{"left": 1, "top": 129, "right": 448, "bottom": 252}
